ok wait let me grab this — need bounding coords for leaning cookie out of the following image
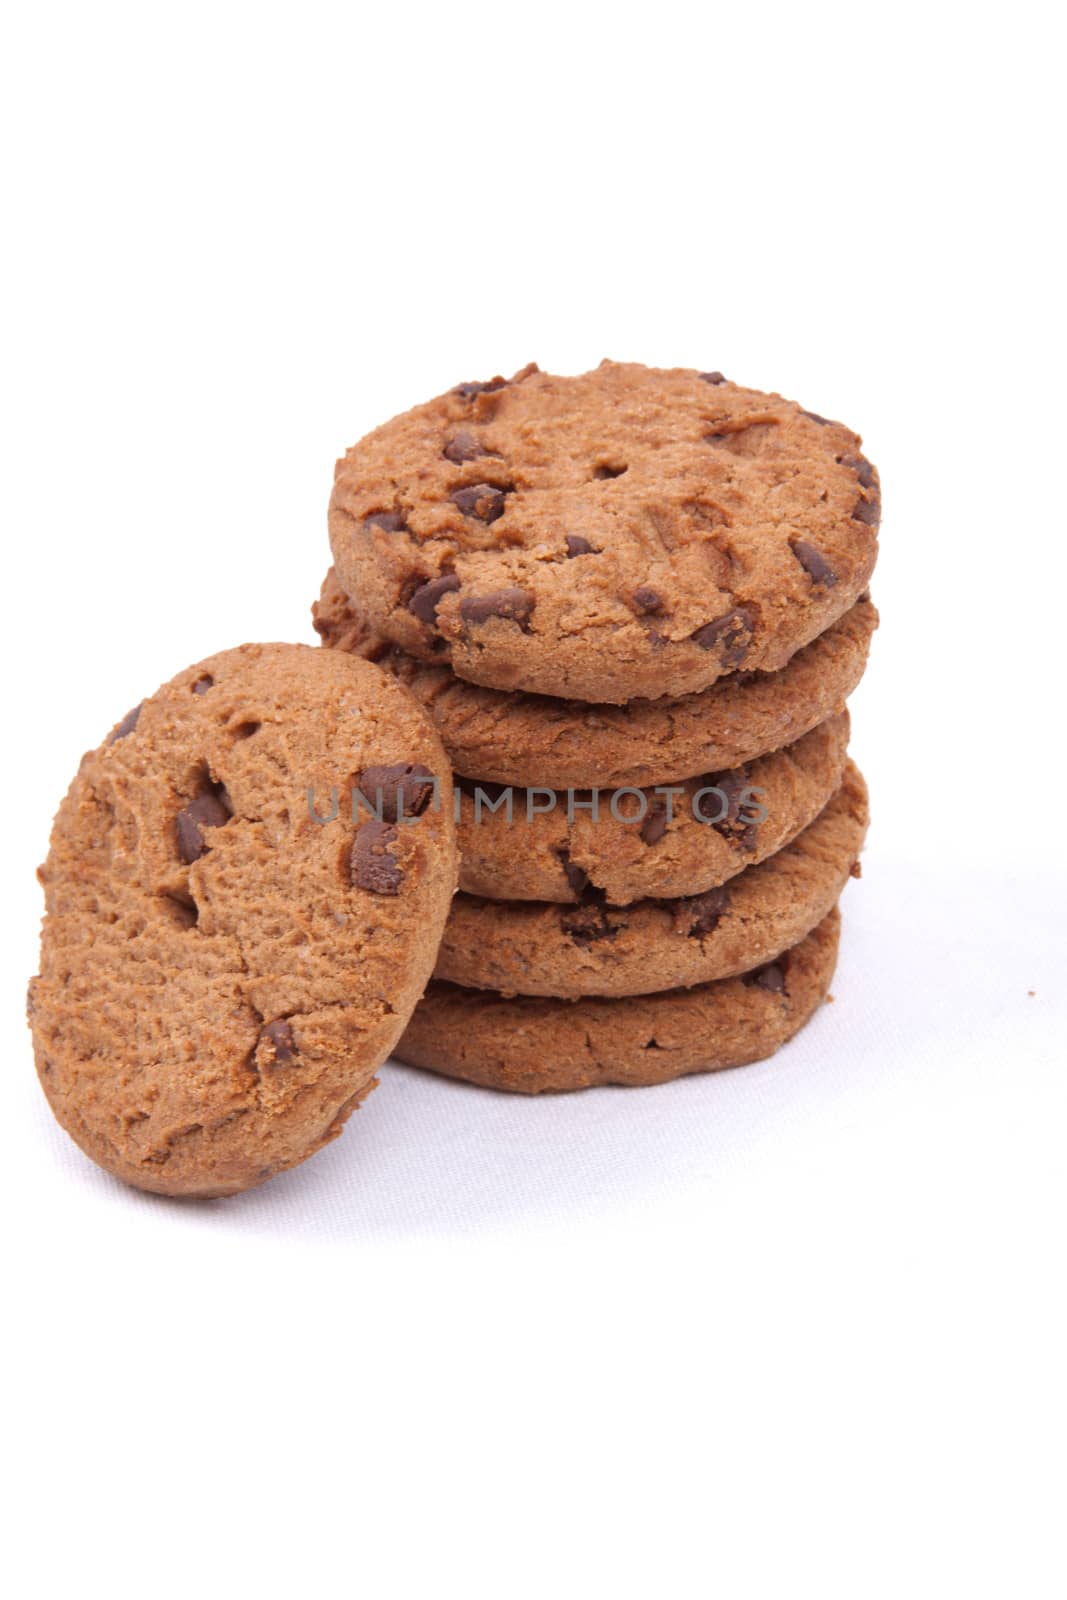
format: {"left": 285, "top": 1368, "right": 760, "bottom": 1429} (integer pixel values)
{"left": 328, "top": 361, "right": 880, "bottom": 703}
{"left": 315, "top": 568, "right": 877, "bottom": 790}
{"left": 28, "top": 644, "right": 457, "bottom": 1197}
{"left": 434, "top": 763, "right": 867, "bottom": 998}
{"left": 454, "top": 712, "right": 850, "bottom": 905}
{"left": 396, "top": 908, "right": 841, "bottom": 1093}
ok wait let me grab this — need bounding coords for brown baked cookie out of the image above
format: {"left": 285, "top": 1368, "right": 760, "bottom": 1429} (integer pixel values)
{"left": 328, "top": 361, "right": 880, "bottom": 702}
{"left": 28, "top": 644, "right": 457, "bottom": 1197}
{"left": 455, "top": 712, "right": 849, "bottom": 905}
{"left": 396, "top": 907, "right": 841, "bottom": 1092}
{"left": 434, "top": 763, "right": 866, "bottom": 998}
{"left": 315, "top": 568, "right": 878, "bottom": 789}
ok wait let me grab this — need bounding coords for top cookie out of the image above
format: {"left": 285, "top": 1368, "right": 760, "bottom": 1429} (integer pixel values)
{"left": 329, "top": 361, "right": 880, "bottom": 703}
{"left": 28, "top": 644, "right": 457, "bottom": 1197}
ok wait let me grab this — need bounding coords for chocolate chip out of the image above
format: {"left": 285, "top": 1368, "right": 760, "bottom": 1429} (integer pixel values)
{"left": 459, "top": 587, "right": 535, "bottom": 628}
{"left": 176, "top": 783, "right": 233, "bottom": 864}
{"left": 443, "top": 431, "right": 488, "bottom": 464}
{"left": 561, "top": 900, "right": 621, "bottom": 947}
{"left": 108, "top": 703, "right": 143, "bottom": 744}
{"left": 672, "top": 885, "right": 730, "bottom": 938}
{"left": 259, "top": 1019, "right": 298, "bottom": 1068}
{"left": 640, "top": 802, "right": 668, "bottom": 846}
{"left": 706, "top": 770, "right": 758, "bottom": 851}
{"left": 192, "top": 675, "right": 214, "bottom": 695}
{"left": 556, "top": 848, "right": 589, "bottom": 896}
{"left": 450, "top": 483, "right": 508, "bottom": 523}
{"left": 840, "top": 451, "right": 876, "bottom": 489}
{"left": 454, "top": 376, "right": 508, "bottom": 399}
{"left": 690, "top": 607, "right": 754, "bottom": 665}
{"left": 791, "top": 540, "right": 838, "bottom": 588}
{"left": 699, "top": 371, "right": 727, "bottom": 385}
{"left": 744, "top": 960, "right": 786, "bottom": 994}
{"left": 802, "top": 409, "right": 833, "bottom": 425}
{"left": 592, "top": 463, "right": 627, "bottom": 479}
{"left": 356, "top": 762, "right": 436, "bottom": 821}
{"left": 364, "top": 511, "right": 408, "bottom": 533}
{"left": 350, "top": 820, "right": 403, "bottom": 894}
{"left": 632, "top": 586, "right": 664, "bottom": 615}
{"left": 565, "top": 535, "right": 595, "bottom": 557}
{"left": 408, "top": 572, "right": 461, "bottom": 624}
{"left": 852, "top": 495, "right": 881, "bottom": 528}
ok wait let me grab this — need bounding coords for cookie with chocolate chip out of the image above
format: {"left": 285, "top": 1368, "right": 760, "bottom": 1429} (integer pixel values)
{"left": 314, "top": 568, "right": 878, "bottom": 789}
{"left": 454, "top": 712, "right": 850, "bottom": 905}
{"left": 328, "top": 361, "right": 880, "bottom": 703}
{"left": 433, "top": 763, "right": 867, "bottom": 998}
{"left": 395, "top": 907, "right": 841, "bottom": 1093}
{"left": 28, "top": 644, "right": 457, "bottom": 1196}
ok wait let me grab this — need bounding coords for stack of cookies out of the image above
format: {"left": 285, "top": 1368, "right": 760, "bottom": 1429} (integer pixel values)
{"left": 316, "top": 361, "right": 879, "bottom": 1093}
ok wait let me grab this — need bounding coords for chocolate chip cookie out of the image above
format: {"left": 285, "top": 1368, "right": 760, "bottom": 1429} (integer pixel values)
{"left": 328, "top": 362, "right": 880, "bottom": 703}
{"left": 454, "top": 712, "right": 850, "bottom": 905}
{"left": 434, "top": 763, "right": 867, "bottom": 998}
{"left": 315, "top": 568, "right": 877, "bottom": 789}
{"left": 28, "top": 644, "right": 457, "bottom": 1197}
{"left": 396, "top": 908, "right": 841, "bottom": 1092}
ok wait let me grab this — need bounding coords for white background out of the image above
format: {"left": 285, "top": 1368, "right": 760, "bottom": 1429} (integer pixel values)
{"left": 2, "top": 4, "right": 1064, "bottom": 1596}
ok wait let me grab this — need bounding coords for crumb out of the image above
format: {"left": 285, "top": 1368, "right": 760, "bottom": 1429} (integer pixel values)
{"left": 825, "top": 993, "right": 835, "bottom": 1004}
{"left": 1028, "top": 989, "right": 1036, "bottom": 998}
{"left": 849, "top": 860, "right": 862, "bottom": 878}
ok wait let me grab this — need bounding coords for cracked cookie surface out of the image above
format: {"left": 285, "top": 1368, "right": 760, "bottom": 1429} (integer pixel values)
{"left": 28, "top": 643, "right": 457, "bottom": 1196}
{"left": 434, "top": 763, "right": 867, "bottom": 998}
{"left": 328, "top": 361, "right": 880, "bottom": 703}
{"left": 396, "top": 908, "right": 841, "bottom": 1092}
{"left": 315, "top": 568, "right": 877, "bottom": 788}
